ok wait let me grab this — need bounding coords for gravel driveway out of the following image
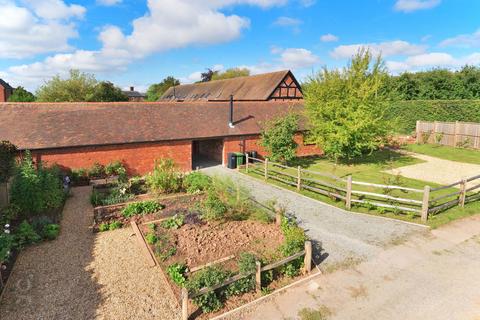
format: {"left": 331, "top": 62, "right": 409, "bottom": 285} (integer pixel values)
{"left": 203, "top": 166, "right": 427, "bottom": 267}
{"left": 0, "top": 186, "right": 180, "bottom": 320}
{"left": 385, "top": 153, "right": 480, "bottom": 189}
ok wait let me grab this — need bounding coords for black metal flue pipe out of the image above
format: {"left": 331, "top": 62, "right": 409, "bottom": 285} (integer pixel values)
{"left": 229, "top": 95, "right": 234, "bottom": 127}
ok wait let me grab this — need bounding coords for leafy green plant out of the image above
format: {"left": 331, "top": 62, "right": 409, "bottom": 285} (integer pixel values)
{"left": 146, "top": 158, "right": 184, "bottom": 194}
{"left": 105, "top": 160, "right": 127, "bottom": 182}
{"left": 98, "top": 223, "right": 109, "bottom": 232}
{"left": 128, "top": 176, "right": 147, "bottom": 195}
{"left": 160, "top": 214, "right": 185, "bottom": 229}
{"left": 15, "top": 220, "right": 41, "bottom": 248}
{"left": 260, "top": 112, "right": 299, "bottom": 164}
{"left": 201, "top": 190, "right": 228, "bottom": 221}
{"left": 238, "top": 252, "right": 257, "bottom": 274}
{"left": 0, "top": 204, "right": 20, "bottom": 225}
{"left": 167, "top": 263, "right": 188, "bottom": 286}
{"left": 184, "top": 171, "right": 211, "bottom": 194}
{"left": 281, "top": 258, "right": 303, "bottom": 278}
{"left": 434, "top": 132, "right": 444, "bottom": 144}
{"left": 154, "top": 234, "right": 177, "bottom": 261}
{"left": 225, "top": 276, "right": 255, "bottom": 297}
{"left": 185, "top": 266, "right": 230, "bottom": 313}
{"left": 42, "top": 224, "right": 60, "bottom": 240}
{"left": 121, "top": 200, "right": 163, "bottom": 218}
{"left": 108, "top": 221, "right": 122, "bottom": 231}
{"left": 0, "top": 229, "right": 14, "bottom": 262}
{"left": 88, "top": 162, "right": 104, "bottom": 179}
{"left": 421, "top": 131, "right": 432, "bottom": 144}
{"left": 280, "top": 215, "right": 307, "bottom": 256}
{"left": 0, "top": 140, "right": 17, "bottom": 183}
{"left": 145, "top": 232, "right": 158, "bottom": 245}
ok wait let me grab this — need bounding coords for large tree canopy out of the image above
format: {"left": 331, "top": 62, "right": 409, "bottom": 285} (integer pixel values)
{"left": 212, "top": 68, "right": 250, "bottom": 81}
{"left": 146, "top": 76, "right": 180, "bottom": 101}
{"left": 8, "top": 87, "right": 35, "bottom": 102}
{"left": 304, "top": 49, "right": 391, "bottom": 162}
{"left": 36, "top": 70, "right": 127, "bottom": 102}
{"left": 260, "top": 112, "right": 299, "bottom": 164}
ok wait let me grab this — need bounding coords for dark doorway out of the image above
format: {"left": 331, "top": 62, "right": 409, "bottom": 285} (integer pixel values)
{"left": 192, "top": 139, "right": 223, "bottom": 169}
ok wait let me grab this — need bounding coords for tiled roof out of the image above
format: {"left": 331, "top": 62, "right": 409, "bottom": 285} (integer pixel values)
{"left": 160, "top": 70, "right": 292, "bottom": 101}
{"left": 122, "top": 90, "right": 146, "bottom": 98}
{"left": 0, "top": 101, "right": 305, "bottom": 150}
{"left": 0, "top": 79, "right": 13, "bottom": 90}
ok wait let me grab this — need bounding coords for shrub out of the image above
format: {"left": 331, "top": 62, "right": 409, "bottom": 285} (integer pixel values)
{"left": 0, "top": 141, "right": 18, "bottom": 183}
{"left": 160, "top": 214, "right": 185, "bottom": 229}
{"left": 128, "top": 176, "right": 147, "bottom": 195}
{"left": 90, "top": 190, "right": 103, "bottom": 206}
{"left": 225, "top": 276, "right": 255, "bottom": 297}
{"left": 15, "top": 220, "right": 41, "bottom": 248}
{"left": 108, "top": 221, "right": 122, "bottom": 231}
{"left": 201, "top": 191, "right": 227, "bottom": 221}
{"left": 167, "top": 263, "right": 188, "bottom": 286}
{"left": 260, "top": 112, "right": 299, "bottom": 164}
{"left": 0, "top": 231, "right": 14, "bottom": 262}
{"left": 71, "top": 168, "right": 88, "bottom": 185}
{"left": 42, "top": 224, "right": 60, "bottom": 240}
{"left": 100, "top": 184, "right": 134, "bottom": 206}
{"left": 145, "top": 233, "right": 158, "bottom": 245}
{"left": 0, "top": 204, "right": 20, "bottom": 225}
{"left": 105, "top": 160, "right": 127, "bottom": 182}
{"left": 186, "top": 266, "right": 230, "bottom": 313}
{"left": 280, "top": 215, "right": 307, "bottom": 256}
{"left": 184, "top": 172, "right": 211, "bottom": 194}
{"left": 121, "top": 200, "right": 163, "bottom": 218}
{"left": 88, "top": 162, "right": 104, "bottom": 179}
{"left": 146, "top": 158, "right": 184, "bottom": 194}
{"left": 10, "top": 152, "right": 65, "bottom": 216}
{"left": 238, "top": 252, "right": 257, "bottom": 275}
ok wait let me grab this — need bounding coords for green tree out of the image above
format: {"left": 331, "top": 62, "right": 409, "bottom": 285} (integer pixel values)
{"left": 146, "top": 76, "right": 180, "bottom": 101}
{"left": 200, "top": 68, "right": 218, "bottom": 82}
{"left": 36, "top": 69, "right": 97, "bottom": 102}
{"left": 87, "top": 81, "right": 128, "bottom": 102}
{"left": 0, "top": 141, "right": 17, "bottom": 183}
{"left": 211, "top": 68, "right": 250, "bottom": 81}
{"left": 8, "top": 87, "right": 35, "bottom": 102}
{"left": 304, "top": 49, "right": 390, "bottom": 162}
{"left": 260, "top": 112, "right": 299, "bottom": 164}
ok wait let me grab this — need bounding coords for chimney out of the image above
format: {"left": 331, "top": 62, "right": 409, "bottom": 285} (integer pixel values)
{"left": 130, "top": 86, "right": 134, "bottom": 92}
{"left": 228, "top": 95, "right": 234, "bottom": 128}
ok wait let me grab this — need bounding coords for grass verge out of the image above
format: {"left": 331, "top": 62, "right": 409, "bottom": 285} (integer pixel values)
{"left": 403, "top": 144, "right": 480, "bottom": 164}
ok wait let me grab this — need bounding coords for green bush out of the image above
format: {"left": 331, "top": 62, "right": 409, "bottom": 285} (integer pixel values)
{"left": 0, "top": 230, "right": 14, "bottom": 262}
{"left": 167, "top": 263, "right": 187, "bottom": 286}
{"left": 280, "top": 215, "right": 307, "bottom": 256}
{"left": 238, "top": 252, "right": 257, "bottom": 274}
{"left": 105, "top": 160, "right": 127, "bottom": 182}
{"left": 88, "top": 162, "right": 104, "bottom": 178}
{"left": 145, "top": 232, "right": 158, "bottom": 245}
{"left": 0, "top": 204, "right": 20, "bottom": 225}
{"left": 160, "top": 214, "right": 185, "bottom": 229}
{"left": 10, "top": 152, "right": 65, "bottom": 216}
{"left": 201, "top": 191, "right": 228, "bottom": 221}
{"left": 0, "top": 141, "right": 17, "bottom": 183}
{"left": 186, "top": 266, "right": 230, "bottom": 313}
{"left": 384, "top": 100, "right": 480, "bottom": 134}
{"left": 121, "top": 200, "right": 163, "bottom": 218}
{"left": 146, "top": 158, "right": 184, "bottom": 194}
{"left": 41, "top": 224, "right": 60, "bottom": 240}
{"left": 225, "top": 276, "right": 255, "bottom": 297}
{"left": 15, "top": 220, "right": 41, "bottom": 248}
{"left": 184, "top": 172, "right": 211, "bottom": 194}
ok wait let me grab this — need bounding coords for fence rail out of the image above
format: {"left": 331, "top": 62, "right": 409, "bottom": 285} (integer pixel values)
{"left": 416, "top": 120, "right": 480, "bottom": 149}
{"left": 244, "top": 154, "right": 480, "bottom": 223}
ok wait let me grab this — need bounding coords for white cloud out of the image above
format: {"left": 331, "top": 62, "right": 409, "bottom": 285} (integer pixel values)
{"left": 22, "top": 0, "right": 85, "bottom": 20}
{"left": 331, "top": 40, "right": 426, "bottom": 59}
{"left": 320, "top": 33, "right": 339, "bottom": 42}
{"left": 0, "top": 1, "right": 83, "bottom": 58}
{"left": 387, "top": 52, "right": 480, "bottom": 73}
{"left": 279, "top": 48, "right": 319, "bottom": 69}
{"left": 2, "top": 0, "right": 285, "bottom": 89}
{"left": 440, "top": 29, "right": 480, "bottom": 48}
{"left": 299, "top": 0, "right": 315, "bottom": 7}
{"left": 273, "top": 16, "right": 302, "bottom": 33}
{"left": 97, "top": 0, "right": 122, "bottom": 6}
{"left": 394, "top": 0, "right": 441, "bottom": 12}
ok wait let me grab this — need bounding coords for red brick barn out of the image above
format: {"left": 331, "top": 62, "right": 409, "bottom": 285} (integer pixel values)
{"left": 0, "top": 71, "right": 320, "bottom": 175}
{"left": 0, "top": 79, "right": 14, "bottom": 102}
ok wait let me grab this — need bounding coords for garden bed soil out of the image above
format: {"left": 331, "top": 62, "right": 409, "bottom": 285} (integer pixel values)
{"left": 93, "top": 193, "right": 205, "bottom": 231}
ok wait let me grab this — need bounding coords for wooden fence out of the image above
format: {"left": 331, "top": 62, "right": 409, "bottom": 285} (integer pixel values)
{"left": 245, "top": 154, "right": 480, "bottom": 223}
{"left": 0, "top": 182, "right": 10, "bottom": 209}
{"left": 181, "top": 241, "right": 312, "bottom": 320}
{"left": 416, "top": 120, "right": 480, "bottom": 148}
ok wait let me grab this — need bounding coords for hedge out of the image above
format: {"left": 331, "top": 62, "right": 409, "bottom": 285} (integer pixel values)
{"left": 384, "top": 100, "right": 480, "bottom": 134}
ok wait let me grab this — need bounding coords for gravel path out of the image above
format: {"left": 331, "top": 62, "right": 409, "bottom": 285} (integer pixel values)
{"left": 0, "top": 186, "right": 180, "bottom": 320}
{"left": 385, "top": 153, "right": 480, "bottom": 189}
{"left": 227, "top": 215, "right": 480, "bottom": 320}
{"left": 203, "top": 166, "right": 426, "bottom": 267}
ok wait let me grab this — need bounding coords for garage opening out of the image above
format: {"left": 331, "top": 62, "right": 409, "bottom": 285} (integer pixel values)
{"left": 192, "top": 139, "right": 223, "bottom": 169}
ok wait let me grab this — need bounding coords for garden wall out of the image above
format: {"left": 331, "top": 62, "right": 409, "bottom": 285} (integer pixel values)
{"left": 222, "top": 133, "right": 321, "bottom": 165}
{"left": 33, "top": 140, "right": 193, "bottom": 175}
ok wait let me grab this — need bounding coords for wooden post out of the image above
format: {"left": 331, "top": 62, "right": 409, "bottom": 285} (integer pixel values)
{"left": 453, "top": 121, "right": 459, "bottom": 148}
{"left": 297, "top": 166, "right": 301, "bottom": 191}
{"left": 304, "top": 241, "right": 312, "bottom": 273}
{"left": 459, "top": 178, "right": 467, "bottom": 207}
{"left": 245, "top": 153, "right": 249, "bottom": 173}
{"left": 421, "top": 185, "right": 430, "bottom": 223}
{"left": 264, "top": 158, "right": 268, "bottom": 180}
{"left": 255, "top": 261, "right": 262, "bottom": 292}
{"left": 275, "top": 207, "right": 282, "bottom": 226}
{"left": 345, "top": 175, "right": 352, "bottom": 210}
{"left": 416, "top": 120, "right": 421, "bottom": 144}
{"left": 182, "top": 287, "right": 189, "bottom": 320}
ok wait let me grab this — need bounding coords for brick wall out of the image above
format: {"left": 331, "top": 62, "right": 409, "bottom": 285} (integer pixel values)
{"left": 33, "top": 140, "right": 192, "bottom": 175}
{"left": 222, "top": 133, "right": 321, "bottom": 164}
{"left": 0, "top": 87, "right": 6, "bottom": 102}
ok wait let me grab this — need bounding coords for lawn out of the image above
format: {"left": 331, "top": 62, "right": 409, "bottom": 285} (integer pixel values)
{"left": 403, "top": 144, "right": 480, "bottom": 164}
{"left": 243, "top": 149, "right": 480, "bottom": 228}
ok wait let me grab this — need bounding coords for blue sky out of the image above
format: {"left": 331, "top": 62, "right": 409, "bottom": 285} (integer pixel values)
{"left": 1, "top": 0, "right": 480, "bottom": 91}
